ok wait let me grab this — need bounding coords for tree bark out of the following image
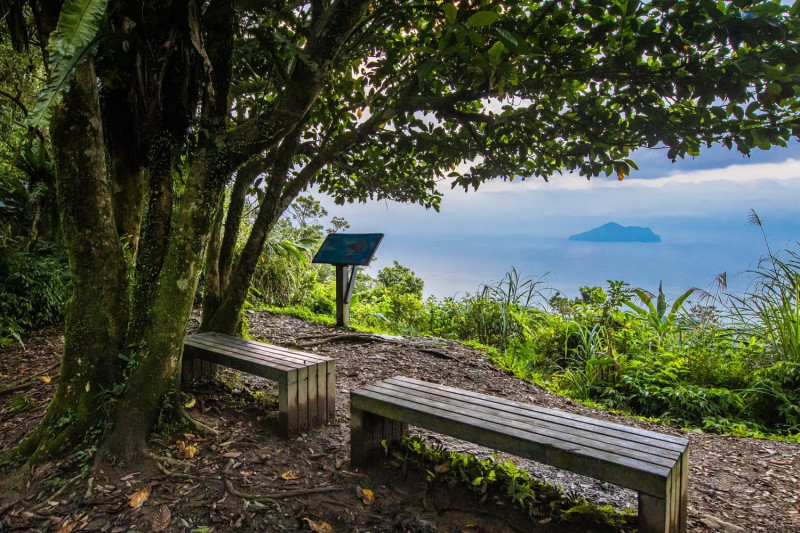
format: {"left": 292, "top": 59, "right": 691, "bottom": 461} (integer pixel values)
{"left": 17, "top": 61, "right": 129, "bottom": 462}
{"left": 103, "top": 150, "right": 230, "bottom": 459}
{"left": 199, "top": 191, "right": 225, "bottom": 332}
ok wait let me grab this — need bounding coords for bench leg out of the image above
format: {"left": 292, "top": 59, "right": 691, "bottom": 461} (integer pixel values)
{"left": 307, "top": 363, "right": 319, "bottom": 426}
{"left": 639, "top": 493, "right": 668, "bottom": 533}
{"left": 181, "top": 356, "right": 219, "bottom": 383}
{"left": 351, "top": 408, "right": 407, "bottom": 467}
{"left": 297, "top": 366, "right": 309, "bottom": 431}
{"left": 638, "top": 448, "right": 688, "bottom": 533}
{"left": 326, "top": 361, "right": 336, "bottom": 424}
{"left": 278, "top": 370, "right": 299, "bottom": 437}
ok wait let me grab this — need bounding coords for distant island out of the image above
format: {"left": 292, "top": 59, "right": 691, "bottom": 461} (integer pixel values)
{"left": 569, "top": 222, "right": 661, "bottom": 243}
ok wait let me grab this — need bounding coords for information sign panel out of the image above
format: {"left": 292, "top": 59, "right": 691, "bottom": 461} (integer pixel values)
{"left": 311, "top": 233, "right": 384, "bottom": 327}
{"left": 312, "top": 233, "right": 384, "bottom": 266}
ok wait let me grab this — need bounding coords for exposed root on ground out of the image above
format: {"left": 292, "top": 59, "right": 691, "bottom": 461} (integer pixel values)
{"left": 176, "top": 405, "right": 219, "bottom": 437}
{"left": 220, "top": 458, "right": 342, "bottom": 506}
{"left": 294, "top": 333, "right": 399, "bottom": 348}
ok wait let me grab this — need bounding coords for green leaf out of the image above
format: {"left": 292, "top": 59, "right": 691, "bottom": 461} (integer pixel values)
{"left": 26, "top": 0, "right": 109, "bottom": 129}
{"left": 494, "top": 28, "right": 518, "bottom": 47}
{"left": 488, "top": 41, "right": 506, "bottom": 65}
{"left": 466, "top": 11, "right": 498, "bottom": 27}
{"left": 46, "top": 0, "right": 109, "bottom": 61}
{"left": 418, "top": 59, "right": 437, "bottom": 80}
{"left": 444, "top": 3, "right": 458, "bottom": 23}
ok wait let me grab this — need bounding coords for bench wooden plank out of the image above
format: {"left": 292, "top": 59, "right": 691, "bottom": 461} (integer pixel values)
{"left": 326, "top": 361, "right": 336, "bottom": 422}
{"left": 298, "top": 366, "right": 309, "bottom": 431}
{"left": 372, "top": 380, "right": 684, "bottom": 460}
{"left": 196, "top": 332, "right": 331, "bottom": 364}
{"left": 185, "top": 335, "right": 321, "bottom": 370}
{"left": 350, "top": 376, "right": 689, "bottom": 533}
{"left": 307, "top": 363, "right": 318, "bottom": 426}
{"left": 184, "top": 333, "right": 335, "bottom": 437}
{"left": 362, "top": 382, "right": 678, "bottom": 474}
{"left": 392, "top": 376, "right": 687, "bottom": 447}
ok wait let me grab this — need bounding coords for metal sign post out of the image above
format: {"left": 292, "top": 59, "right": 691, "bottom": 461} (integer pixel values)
{"left": 312, "top": 233, "right": 384, "bottom": 327}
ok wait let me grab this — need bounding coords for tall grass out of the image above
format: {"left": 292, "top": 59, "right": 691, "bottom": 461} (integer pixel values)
{"left": 729, "top": 249, "right": 800, "bottom": 364}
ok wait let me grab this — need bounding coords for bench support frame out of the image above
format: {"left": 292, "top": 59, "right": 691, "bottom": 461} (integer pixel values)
{"left": 184, "top": 332, "right": 335, "bottom": 436}
{"left": 351, "top": 377, "right": 688, "bottom": 533}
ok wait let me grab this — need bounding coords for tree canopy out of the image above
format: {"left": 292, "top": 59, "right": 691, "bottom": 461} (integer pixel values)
{"left": 1, "top": 0, "right": 799, "bottom": 467}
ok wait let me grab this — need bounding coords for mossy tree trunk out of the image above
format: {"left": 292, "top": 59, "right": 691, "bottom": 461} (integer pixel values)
{"left": 103, "top": 152, "right": 230, "bottom": 459}
{"left": 13, "top": 0, "right": 372, "bottom": 467}
{"left": 18, "top": 61, "right": 130, "bottom": 462}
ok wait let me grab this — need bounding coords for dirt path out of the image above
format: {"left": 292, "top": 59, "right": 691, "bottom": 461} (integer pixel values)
{"left": 1, "top": 312, "right": 799, "bottom": 532}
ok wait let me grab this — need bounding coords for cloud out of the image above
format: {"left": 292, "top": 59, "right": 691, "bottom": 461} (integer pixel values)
{"left": 474, "top": 157, "right": 800, "bottom": 193}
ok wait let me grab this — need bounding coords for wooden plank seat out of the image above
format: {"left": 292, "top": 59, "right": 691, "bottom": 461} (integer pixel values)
{"left": 350, "top": 376, "right": 689, "bottom": 533}
{"left": 183, "top": 332, "right": 335, "bottom": 436}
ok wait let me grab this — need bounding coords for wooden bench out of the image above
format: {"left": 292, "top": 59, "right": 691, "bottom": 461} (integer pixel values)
{"left": 183, "top": 332, "right": 335, "bottom": 436}
{"left": 350, "top": 376, "right": 689, "bottom": 533}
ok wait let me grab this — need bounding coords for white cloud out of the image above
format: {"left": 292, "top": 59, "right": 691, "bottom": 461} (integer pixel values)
{"left": 474, "top": 158, "right": 800, "bottom": 193}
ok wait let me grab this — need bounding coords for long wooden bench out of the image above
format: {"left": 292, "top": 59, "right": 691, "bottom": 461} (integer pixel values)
{"left": 350, "top": 376, "right": 689, "bottom": 533}
{"left": 183, "top": 332, "right": 335, "bottom": 436}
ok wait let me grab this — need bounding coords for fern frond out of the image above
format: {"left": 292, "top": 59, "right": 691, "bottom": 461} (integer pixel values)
{"left": 26, "top": 0, "right": 109, "bottom": 129}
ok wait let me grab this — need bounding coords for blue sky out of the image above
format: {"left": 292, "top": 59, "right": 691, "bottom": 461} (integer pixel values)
{"left": 315, "top": 143, "right": 800, "bottom": 300}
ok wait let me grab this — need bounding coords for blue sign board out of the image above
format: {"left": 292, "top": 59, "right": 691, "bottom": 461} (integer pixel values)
{"left": 312, "top": 233, "right": 384, "bottom": 266}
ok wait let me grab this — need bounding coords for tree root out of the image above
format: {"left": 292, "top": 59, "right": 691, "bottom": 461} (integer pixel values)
{"left": 0, "top": 363, "right": 60, "bottom": 397}
{"left": 29, "top": 472, "right": 83, "bottom": 513}
{"left": 176, "top": 406, "right": 219, "bottom": 437}
{"left": 296, "top": 334, "right": 399, "bottom": 348}
{"left": 220, "top": 458, "right": 342, "bottom": 505}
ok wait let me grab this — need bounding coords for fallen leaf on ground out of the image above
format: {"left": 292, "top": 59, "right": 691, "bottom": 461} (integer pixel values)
{"left": 434, "top": 461, "right": 451, "bottom": 474}
{"left": 184, "top": 397, "right": 196, "bottom": 409}
{"left": 151, "top": 504, "right": 171, "bottom": 531}
{"left": 303, "top": 518, "right": 332, "bottom": 532}
{"left": 356, "top": 486, "right": 374, "bottom": 505}
{"left": 281, "top": 470, "right": 301, "bottom": 480}
{"left": 55, "top": 521, "right": 76, "bottom": 533}
{"left": 183, "top": 444, "right": 197, "bottom": 459}
{"left": 335, "top": 456, "right": 350, "bottom": 469}
{"left": 38, "top": 376, "right": 51, "bottom": 383}
{"left": 128, "top": 485, "right": 152, "bottom": 509}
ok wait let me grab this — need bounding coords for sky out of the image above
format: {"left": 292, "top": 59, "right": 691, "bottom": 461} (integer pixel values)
{"left": 313, "top": 143, "right": 800, "bottom": 301}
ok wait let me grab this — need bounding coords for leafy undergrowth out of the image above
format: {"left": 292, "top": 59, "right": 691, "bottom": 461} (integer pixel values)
{"left": 392, "top": 436, "right": 636, "bottom": 532}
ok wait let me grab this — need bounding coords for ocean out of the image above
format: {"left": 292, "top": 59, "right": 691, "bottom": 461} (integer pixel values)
{"left": 358, "top": 221, "right": 799, "bottom": 303}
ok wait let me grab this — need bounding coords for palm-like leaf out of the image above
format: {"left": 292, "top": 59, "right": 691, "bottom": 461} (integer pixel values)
{"left": 26, "top": 0, "right": 109, "bottom": 129}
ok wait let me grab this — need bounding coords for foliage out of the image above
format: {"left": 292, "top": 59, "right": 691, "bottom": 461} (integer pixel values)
{"left": 247, "top": 196, "right": 339, "bottom": 308}
{"left": 625, "top": 281, "right": 696, "bottom": 336}
{"left": 729, "top": 244, "right": 800, "bottom": 365}
{"left": 394, "top": 436, "right": 635, "bottom": 530}
{"left": 269, "top": 254, "right": 800, "bottom": 437}
{"left": 26, "top": 0, "right": 109, "bottom": 128}
{"left": 0, "top": 244, "right": 70, "bottom": 345}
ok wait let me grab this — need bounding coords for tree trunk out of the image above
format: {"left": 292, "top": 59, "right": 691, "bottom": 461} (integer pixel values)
{"left": 204, "top": 184, "right": 292, "bottom": 335}
{"left": 199, "top": 192, "right": 225, "bottom": 332}
{"left": 17, "top": 61, "right": 129, "bottom": 462}
{"left": 103, "top": 152, "right": 229, "bottom": 459}
{"left": 200, "top": 160, "right": 258, "bottom": 331}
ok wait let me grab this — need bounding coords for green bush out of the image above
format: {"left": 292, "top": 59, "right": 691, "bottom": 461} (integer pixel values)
{"left": 0, "top": 244, "right": 70, "bottom": 345}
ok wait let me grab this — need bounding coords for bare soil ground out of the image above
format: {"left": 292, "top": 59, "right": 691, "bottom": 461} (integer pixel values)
{"left": 1, "top": 311, "right": 799, "bottom": 532}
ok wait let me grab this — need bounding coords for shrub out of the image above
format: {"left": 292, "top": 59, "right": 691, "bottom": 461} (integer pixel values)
{"left": 0, "top": 244, "right": 70, "bottom": 344}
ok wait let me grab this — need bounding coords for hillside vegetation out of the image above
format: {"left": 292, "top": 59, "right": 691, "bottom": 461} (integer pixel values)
{"left": 247, "top": 200, "right": 800, "bottom": 439}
